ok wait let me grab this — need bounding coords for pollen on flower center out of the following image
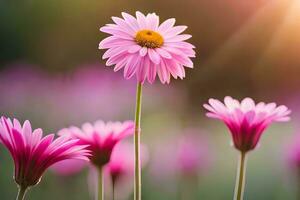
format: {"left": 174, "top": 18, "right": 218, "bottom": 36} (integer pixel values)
{"left": 135, "top": 30, "right": 164, "bottom": 48}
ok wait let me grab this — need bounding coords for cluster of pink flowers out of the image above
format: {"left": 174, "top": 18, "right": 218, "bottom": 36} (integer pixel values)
{"left": 0, "top": 116, "right": 136, "bottom": 199}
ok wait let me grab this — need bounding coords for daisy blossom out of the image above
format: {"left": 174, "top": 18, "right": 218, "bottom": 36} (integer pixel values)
{"left": 99, "top": 11, "right": 195, "bottom": 84}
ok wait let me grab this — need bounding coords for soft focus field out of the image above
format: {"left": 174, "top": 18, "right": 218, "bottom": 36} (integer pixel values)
{"left": 1, "top": 0, "right": 300, "bottom": 199}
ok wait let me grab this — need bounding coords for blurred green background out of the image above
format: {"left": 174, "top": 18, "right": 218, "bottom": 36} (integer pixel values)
{"left": 1, "top": 0, "right": 300, "bottom": 199}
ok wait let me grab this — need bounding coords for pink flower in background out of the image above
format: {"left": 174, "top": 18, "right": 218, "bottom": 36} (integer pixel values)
{"left": 106, "top": 142, "right": 135, "bottom": 184}
{"left": 105, "top": 142, "right": 148, "bottom": 184}
{"left": 0, "top": 63, "right": 48, "bottom": 109}
{"left": 58, "top": 120, "right": 134, "bottom": 168}
{"left": 0, "top": 117, "right": 90, "bottom": 188}
{"left": 51, "top": 159, "right": 87, "bottom": 176}
{"left": 87, "top": 142, "right": 148, "bottom": 200}
{"left": 286, "top": 133, "right": 300, "bottom": 168}
{"left": 176, "top": 133, "right": 209, "bottom": 175}
{"left": 204, "top": 96, "right": 291, "bottom": 152}
{"left": 0, "top": 63, "right": 185, "bottom": 128}
{"left": 47, "top": 65, "right": 135, "bottom": 123}
{"left": 99, "top": 11, "right": 195, "bottom": 84}
{"left": 0, "top": 63, "right": 135, "bottom": 126}
{"left": 151, "top": 131, "right": 210, "bottom": 181}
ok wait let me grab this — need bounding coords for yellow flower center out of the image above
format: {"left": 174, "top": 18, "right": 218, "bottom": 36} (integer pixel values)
{"left": 135, "top": 30, "right": 164, "bottom": 48}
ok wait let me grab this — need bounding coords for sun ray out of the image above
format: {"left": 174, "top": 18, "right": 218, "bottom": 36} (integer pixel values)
{"left": 253, "top": 0, "right": 300, "bottom": 81}
{"left": 198, "top": 0, "right": 293, "bottom": 77}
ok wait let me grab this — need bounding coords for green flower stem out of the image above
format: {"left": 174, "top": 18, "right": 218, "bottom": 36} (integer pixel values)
{"left": 134, "top": 82, "right": 143, "bottom": 200}
{"left": 234, "top": 151, "right": 247, "bottom": 200}
{"left": 98, "top": 167, "right": 104, "bottom": 200}
{"left": 112, "top": 180, "right": 115, "bottom": 200}
{"left": 16, "top": 186, "right": 27, "bottom": 200}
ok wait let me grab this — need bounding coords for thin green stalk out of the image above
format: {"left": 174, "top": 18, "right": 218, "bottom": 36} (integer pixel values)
{"left": 134, "top": 82, "right": 143, "bottom": 200}
{"left": 16, "top": 186, "right": 27, "bottom": 200}
{"left": 234, "top": 151, "right": 247, "bottom": 200}
{"left": 112, "top": 180, "right": 115, "bottom": 200}
{"left": 98, "top": 167, "right": 104, "bottom": 200}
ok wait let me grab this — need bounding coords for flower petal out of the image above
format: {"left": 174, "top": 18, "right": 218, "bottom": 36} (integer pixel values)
{"left": 148, "top": 49, "right": 161, "bottom": 64}
{"left": 158, "top": 18, "right": 176, "bottom": 34}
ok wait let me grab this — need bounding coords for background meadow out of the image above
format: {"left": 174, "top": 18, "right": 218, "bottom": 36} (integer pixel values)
{"left": 1, "top": 0, "right": 300, "bottom": 199}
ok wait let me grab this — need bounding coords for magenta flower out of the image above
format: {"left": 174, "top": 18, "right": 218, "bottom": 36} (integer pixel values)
{"left": 99, "top": 11, "right": 195, "bottom": 84}
{"left": 0, "top": 116, "right": 90, "bottom": 199}
{"left": 204, "top": 96, "right": 291, "bottom": 152}
{"left": 204, "top": 96, "right": 290, "bottom": 200}
{"left": 58, "top": 120, "right": 134, "bottom": 168}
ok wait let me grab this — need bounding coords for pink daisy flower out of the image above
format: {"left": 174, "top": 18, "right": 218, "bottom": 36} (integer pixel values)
{"left": 0, "top": 116, "right": 90, "bottom": 198}
{"left": 58, "top": 120, "right": 134, "bottom": 168}
{"left": 204, "top": 96, "right": 291, "bottom": 152}
{"left": 99, "top": 11, "right": 195, "bottom": 84}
